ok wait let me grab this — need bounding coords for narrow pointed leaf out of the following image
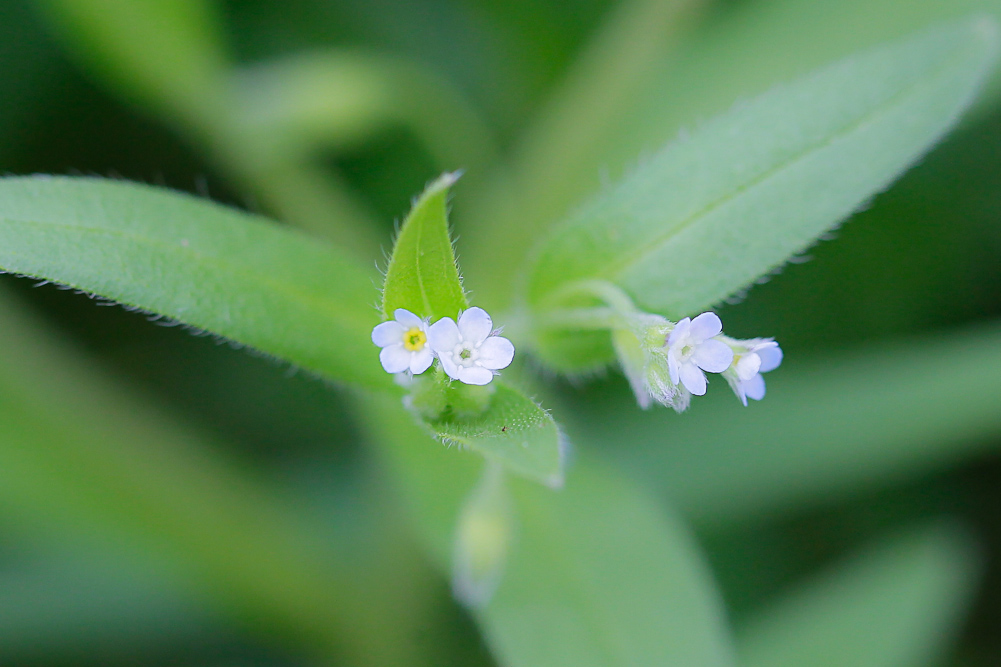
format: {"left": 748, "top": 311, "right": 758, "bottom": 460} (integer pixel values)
{"left": 425, "top": 383, "right": 564, "bottom": 487}
{"left": 382, "top": 172, "right": 468, "bottom": 320}
{"left": 527, "top": 19, "right": 999, "bottom": 319}
{"left": 737, "top": 525, "right": 979, "bottom": 667}
{"left": 0, "top": 176, "right": 386, "bottom": 388}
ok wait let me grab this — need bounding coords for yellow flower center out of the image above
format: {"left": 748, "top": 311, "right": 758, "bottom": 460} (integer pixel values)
{"left": 403, "top": 327, "right": 426, "bottom": 351}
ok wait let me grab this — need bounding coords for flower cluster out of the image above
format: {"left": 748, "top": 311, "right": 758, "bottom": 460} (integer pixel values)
{"left": 617, "top": 310, "right": 782, "bottom": 411}
{"left": 372, "top": 307, "right": 514, "bottom": 385}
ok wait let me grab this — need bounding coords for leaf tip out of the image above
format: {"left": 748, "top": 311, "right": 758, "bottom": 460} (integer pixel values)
{"left": 429, "top": 170, "right": 463, "bottom": 195}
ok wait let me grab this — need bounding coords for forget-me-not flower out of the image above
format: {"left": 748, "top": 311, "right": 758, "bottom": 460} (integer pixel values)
{"left": 372, "top": 308, "right": 435, "bottom": 375}
{"left": 665, "top": 312, "right": 734, "bottom": 396}
{"left": 427, "top": 307, "right": 514, "bottom": 385}
{"left": 725, "top": 339, "right": 783, "bottom": 405}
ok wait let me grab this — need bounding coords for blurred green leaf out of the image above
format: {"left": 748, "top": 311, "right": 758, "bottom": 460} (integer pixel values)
{"left": 481, "top": 459, "right": 735, "bottom": 667}
{"left": 464, "top": 0, "right": 709, "bottom": 304}
{"left": 614, "top": 0, "right": 1001, "bottom": 171}
{"left": 360, "top": 393, "right": 736, "bottom": 667}
{"left": 737, "top": 524, "right": 979, "bottom": 667}
{"left": 0, "top": 176, "right": 386, "bottom": 389}
{"left": 568, "top": 324, "right": 1001, "bottom": 527}
{"left": 234, "top": 50, "right": 497, "bottom": 171}
{"left": 383, "top": 173, "right": 467, "bottom": 320}
{"left": 470, "top": 0, "right": 1001, "bottom": 295}
{"left": 425, "top": 382, "right": 564, "bottom": 487}
{"left": 32, "top": 0, "right": 383, "bottom": 254}
{"left": 0, "top": 290, "right": 453, "bottom": 666}
{"left": 32, "top": 0, "right": 229, "bottom": 122}
{"left": 452, "top": 462, "right": 514, "bottom": 608}
{"left": 0, "top": 548, "right": 221, "bottom": 659}
{"left": 526, "top": 19, "right": 998, "bottom": 321}
{"left": 511, "top": 0, "right": 708, "bottom": 219}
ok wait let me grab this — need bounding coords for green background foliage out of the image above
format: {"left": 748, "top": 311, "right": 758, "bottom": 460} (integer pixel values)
{"left": 0, "top": 0, "right": 1000, "bottom": 666}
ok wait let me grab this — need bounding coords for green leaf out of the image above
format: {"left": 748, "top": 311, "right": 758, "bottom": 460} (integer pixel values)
{"left": 382, "top": 172, "right": 468, "bottom": 320}
{"left": 0, "top": 176, "right": 386, "bottom": 389}
{"left": 424, "top": 382, "right": 565, "bottom": 487}
{"left": 567, "top": 323, "right": 1001, "bottom": 527}
{"left": 358, "top": 394, "right": 737, "bottom": 667}
{"left": 737, "top": 524, "right": 978, "bottom": 667}
{"left": 526, "top": 19, "right": 998, "bottom": 321}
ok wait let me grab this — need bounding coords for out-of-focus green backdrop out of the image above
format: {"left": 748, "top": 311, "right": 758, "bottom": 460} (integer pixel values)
{"left": 0, "top": 0, "right": 1000, "bottom": 665}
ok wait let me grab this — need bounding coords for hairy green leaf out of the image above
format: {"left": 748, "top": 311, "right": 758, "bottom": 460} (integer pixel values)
{"left": 359, "top": 394, "right": 736, "bottom": 667}
{"left": 424, "top": 383, "right": 564, "bottom": 487}
{"left": 738, "top": 524, "right": 978, "bottom": 667}
{"left": 527, "top": 19, "right": 998, "bottom": 320}
{"left": 382, "top": 172, "right": 467, "bottom": 320}
{"left": 0, "top": 176, "right": 386, "bottom": 389}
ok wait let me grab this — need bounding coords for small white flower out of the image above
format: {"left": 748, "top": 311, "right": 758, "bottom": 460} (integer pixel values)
{"left": 427, "top": 307, "right": 514, "bottom": 385}
{"left": 727, "top": 340, "right": 783, "bottom": 405}
{"left": 372, "top": 308, "right": 435, "bottom": 375}
{"left": 665, "top": 312, "right": 734, "bottom": 396}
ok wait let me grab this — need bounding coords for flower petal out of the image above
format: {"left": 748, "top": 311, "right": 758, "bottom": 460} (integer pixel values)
{"left": 689, "top": 312, "right": 722, "bottom": 342}
{"left": 394, "top": 308, "right": 423, "bottom": 328}
{"left": 379, "top": 344, "right": 411, "bottom": 373}
{"left": 679, "top": 362, "right": 707, "bottom": 396}
{"left": 744, "top": 373, "right": 766, "bottom": 401}
{"left": 457, "top": 307, "right": 493, "bottom": 343}
{"left": 409, "top": 347, "right": 434, "bottom": 374}
{"left": 427, "top": 317, "right": 461, "bottom": 355}
{"left": 667, "top": 351, "right": 680, "bottom": 385}
{"left": 757, "top": 345, "right": 783, "bottom": 373}
{"left": 667, "top": 317, "right": 690, "bottom": 347}
{"left": 735, "top": 352, "right": 761, "bottom": 381}
{"left": 457, "top": 366, "right": 494, "bottom": 385}
{"left": 372, "top": 320, "right": 405, "bottom": 347}
{"left": 477, "top": 336, "right": 514, "bottom": 370}
{"left": 693, "top": 339, "right": 733, "bottom": 373}
{"left": 438, "top": 350, "right": 460, "bottom": 380}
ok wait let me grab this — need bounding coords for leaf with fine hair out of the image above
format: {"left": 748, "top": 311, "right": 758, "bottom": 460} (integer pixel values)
{"left": 0, "top": 176, "right": 386, "bottom": 389}
{"left": 526, "top": 19, "right": 998, "bottom": 328}
{"left": 424, "top": 382, "right": 565, "bottom": 487}
{"left": 382, "top": 172, "right": 468, "bottom": 320}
